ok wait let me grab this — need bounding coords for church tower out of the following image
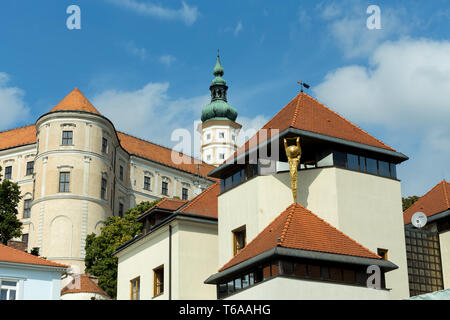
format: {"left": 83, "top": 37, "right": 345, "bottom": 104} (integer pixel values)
{"left": 199, "top": 54, "right": 241, "bottom": 166}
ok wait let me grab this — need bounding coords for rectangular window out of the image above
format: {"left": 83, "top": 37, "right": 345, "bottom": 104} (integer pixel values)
{"left": 153, "top": 266, "right": 164, "bottom": 297}
{"left": 101, "top": 178, "right": 107, "bottom": 200}
{"left": 118, "top": 203, "right": 124, "bottom": 218}
{"left": 219, "top": 153, "right": 225, "bottom": 160}
{"left": 378, "top": 161, "right": 390, "bottom": 177}
{"left": 333, "top": 151, "right": 347, "bottom": 168}
{"left": 359, "top": 156, "right": 367, "bottom": 172}
{"left": 182, "top": 187, "right": 188, "bottom": 200}
{"left": 102, "top": 138, "right": 108, "bottom": 153}
{"left": 59, "top": 172, "right": 70, "bottom": 193}
{"left": 119, "top": 166, "right": 124, "bottom": 181}
{"left": 130, "top": 277, "right": 140, "bottom": 300}
{"left": 232, "top": 227, "right": 246, "bottom": 256}
{"left": 26, "top": 161, "right": 34, "bottom": 176}
{"left": 0, "top": 280, "right": 18, "bottom": 300}
{"left": 390, "top": 163, "right": 397, "bottom": 179}
{"left": 347, "top": 154, "right": 359, "bottom": 171}
{"left": 62, "top": 131, "right": 73, "bottom": 145}
{"left": 23, "top": 199, "right": 31, "bottom": 219}
{"left": 232, "top": 170, "right": 242, "bottom": 187}
{"left": 144, "top": 176, "right": 151, "bottom": 191}
{"left": 366, "top": 158, "right": 378, "bottom": 175}
{"left": 4, "top": 166, "right": 12, "bottom": 180}
{"left": 219, "top": 132, "right": 225, "bottom": 139}
{"left": 161, "top": 181, "right": 168, "bottom": 196}
{"left": 378, "top": 248, "right": 388, "bottom": 260}
{"left": 22, "top": 234, "right": 29, "bottom": 247}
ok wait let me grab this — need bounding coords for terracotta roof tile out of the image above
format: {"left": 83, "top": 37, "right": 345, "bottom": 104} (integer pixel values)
{"left": 219, "top": 203, "right": 380, "bottom": 271}
{"left": 61, "top": 274, "right": 109, "bottom": 297}
{"left": 227, "top": 92, "right": 395, "bottom": 164}
{"left": 403, "top": 180, "right": 450, "bottom": 225}
{"left": 155, "top": 198, "right": 188, "bottom": 211}
{"left": 0, "top": 244, "right": 68, "bottom": 268}
{"left": 179, "top": 182, "right": 220, "bottom": 219}
{"left": 49, "top": 88, "right": 101, "bottom": 115}
{"left": 0, "top": 125, "right": 36, "bottom": 151}
{"left": 117, "top": 131, "right": 217, "bottom": 180}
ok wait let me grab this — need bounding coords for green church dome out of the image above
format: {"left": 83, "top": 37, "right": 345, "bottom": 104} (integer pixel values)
{"left": 201, "top": 53, "right": 238, "bottom": 123}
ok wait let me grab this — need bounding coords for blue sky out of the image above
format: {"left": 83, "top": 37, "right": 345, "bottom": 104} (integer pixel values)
{"left": 1, "top": 0, "right": 449, "bottom": 197}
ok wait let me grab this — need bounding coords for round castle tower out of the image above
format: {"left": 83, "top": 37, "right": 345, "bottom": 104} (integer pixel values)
{"left": 30, "top": 88, "right": 124, "bottom": 272}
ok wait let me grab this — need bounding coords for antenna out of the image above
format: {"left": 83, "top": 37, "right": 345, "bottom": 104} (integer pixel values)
{"left": 297, "top": 80, "right": 310, "bottom": 92}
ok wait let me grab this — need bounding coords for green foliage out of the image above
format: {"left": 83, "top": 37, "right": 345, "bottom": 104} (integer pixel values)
{"left": 85, "top": 198, "right": 162, "bottom": 299}
{"left": 402, "top": 196, "right": 420, "bottom": 212}
{"left": 29, "top": 247, "right": 40, "bottom": 256}
{"left": 0, "top": 166, "right": 23, "bottom": 245}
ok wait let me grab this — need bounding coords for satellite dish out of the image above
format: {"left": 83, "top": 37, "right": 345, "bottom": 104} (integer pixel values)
{"left": 411, "top": 212, "right": 427, "bottom": 229}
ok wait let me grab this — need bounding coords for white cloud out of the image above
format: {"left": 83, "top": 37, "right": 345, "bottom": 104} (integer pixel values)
{"left": 159, "top": 54, "right": 176, "bottom": 66}
{"left": 0, "top": 73, "right": 30, "bottom": 130}
{"left": 234, "top": 21, "right": 243, "bottom": 36}
{"left": 237, "top": 115, "right": 269, "bottom": 147}
{"left": 106, "top": 0, "right": 199, "bottom": 25}
{"left": 317, "top": 2, "right": 410, "bottom": 58}
{"left": 92, "top": 82, "right": 209, "bottom": 150}
{"left": 313, "top": 38, "right": 450, "bottom": 196}
{"left": 123, "top": 41, "right": 147, "bottom": 60}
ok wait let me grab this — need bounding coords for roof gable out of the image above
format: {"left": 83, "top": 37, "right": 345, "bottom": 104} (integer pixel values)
{"left": 61, "top": 274, "right": 109, "bottom": 297}
{"left": 219, "top": 203, "right": 380, "bottom": 271}
{"left": 0, "top": 244, "right": 68, "bottom": 268}
{"left": 404, "top": 180, "right": 450, "bottom": 225}
{"left": 49, "top": 88, "right": 101, "bottom": 115}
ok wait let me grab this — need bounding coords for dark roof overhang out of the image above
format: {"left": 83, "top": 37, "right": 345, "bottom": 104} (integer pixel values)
{"left": 204, "top": 246, "right": 398, "bottom": 284}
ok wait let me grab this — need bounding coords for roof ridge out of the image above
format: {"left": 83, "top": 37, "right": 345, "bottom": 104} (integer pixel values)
{"left": 117, "top": 131, "right": 211, "bottom": 167}
{"left": 302, "top": 93, "right": 395, "bottom": 151}
{"left": 293, "top": 203, "right": 381, "bottom": 259}
{"left": 279, "top": 204, "right": 296, "bottom": 245}
{"left": 179, "top": 182, "right": 219, "bottom": 213}
{"left": 0, "top": 123, "right": 35, "bottom": 134}
{"left": 0, "top": 243, "right": 68, "bottom": 268}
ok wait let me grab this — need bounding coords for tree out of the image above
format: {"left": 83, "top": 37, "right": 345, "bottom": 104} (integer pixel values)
{"left": 402, "top": 196, "right": 420, "bottom": 212}
{"left": 85, "top": 199, "right": 162, "bottom": 299}
{"left": 0, "top": 166, "right": 22, "bottom": 245}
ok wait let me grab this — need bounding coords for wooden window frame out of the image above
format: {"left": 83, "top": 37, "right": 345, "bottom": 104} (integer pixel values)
{"left": 130, "top": 277, "right": 140, "bottom": 300}
{"left": 153, "top": 265, "right": 164, "bottom": 297}
{"left": 232, "top": 226, "right": 246, "bottom": 256}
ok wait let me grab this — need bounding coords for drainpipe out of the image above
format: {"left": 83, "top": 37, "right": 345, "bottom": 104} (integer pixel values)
{"left": 169, "top": 224, "right": 172, "bottom": 300}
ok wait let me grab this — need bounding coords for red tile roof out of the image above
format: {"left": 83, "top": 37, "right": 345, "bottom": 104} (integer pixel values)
{"left": 154, "top": 197, "right": 188, "bottom": 211}
{"left": 219, "top": 203, "right": 381, "bottom": 271}
{"left": 0, "top": 125, "right": 36, "bottom": 151}
{"left": 61, "top": 274, "right": 109, "bottom": 297}
{"left": 404, "top": 180, "right": 450, "bottom": 225}
{"left": 227, "top": 92, "right": 395, "bottom": 164}
{"left": 117, "top": 132, "right": 216, "bottom": 180}
{"left": 49, "top": 88, "right": 101, "bottom": 115}
{"left": 179, "top": 182, "right": 220, "bottom": 219}
{"left": 0, "top": 244, "right": 68, "bottom": 268}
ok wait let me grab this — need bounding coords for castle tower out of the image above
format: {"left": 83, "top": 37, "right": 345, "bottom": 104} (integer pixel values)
{"left": 30, "top": 88, "right": 125, "bottom": 272}
{"left": 199, "top": 54, "right": 241, "bottom": 166}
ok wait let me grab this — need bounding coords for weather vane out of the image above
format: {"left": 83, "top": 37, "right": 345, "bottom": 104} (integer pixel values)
{"left": 297, "top": 80, "right": 310, "bottom": 92}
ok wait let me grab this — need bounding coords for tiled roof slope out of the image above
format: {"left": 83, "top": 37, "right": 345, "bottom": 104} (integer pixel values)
{"left": 49, "top": 88, "right": 101, "bottom": 115}
{"left": 404, "top": 180, "right": 450, "bottom": 225}
{"left": 226, "top": 92, "right": 395, "bottom": 164}
{"left": 0, "top": 243, "right": 68, "bottom": 268}
{"left": 61, "top": 274, "right": 109, "bottom": 297}
{"left": 219, "top": 203, "right": 381, "bottom": 272}
{"left": 153, "top": 198, "right": 188, "bottom": 211}
{"left": 117, "top": 132, "right": 216, "bottom": 180}
{"left": 179, "top": 182, "right": 220, "bottom": 219}
{"left": 0, "top": 125, "right": 36, "bottom": 150}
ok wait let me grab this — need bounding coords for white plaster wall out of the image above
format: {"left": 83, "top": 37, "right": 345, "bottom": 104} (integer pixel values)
{"left": 60, "top": 292, "right": 109, "bottom": 300}
{"left": 439, "top": 230, "right": 450, "bottom": 289}
{"left": 226, "top": 277, "right": 391, "bottom": 300}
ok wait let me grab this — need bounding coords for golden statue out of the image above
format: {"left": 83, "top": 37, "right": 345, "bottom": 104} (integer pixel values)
{"left": 284, "top": 137, "right": 302, "bottom": 203}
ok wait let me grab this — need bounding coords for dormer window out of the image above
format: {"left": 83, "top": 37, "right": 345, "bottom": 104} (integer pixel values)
{"left": 62, "top": 131, "right": 73, "bottom": 145}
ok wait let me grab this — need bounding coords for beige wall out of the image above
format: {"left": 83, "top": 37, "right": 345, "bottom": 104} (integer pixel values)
{"left": 218, "top": 167, "right": 409, "bottom": 299}
{"left": 200, "top": 120, "right": 240, "bottom": 166}
{"left": 116, "top": 219, "right": 218, "bottom": 300}
{"left": 439, "top": 230, "right": 450, "bottom": 289}
{"left": 226, "top": 277, "right": 391, "bottom": 300}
